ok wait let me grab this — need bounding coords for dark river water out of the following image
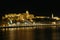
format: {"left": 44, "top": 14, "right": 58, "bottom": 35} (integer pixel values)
{"left": 0, "top": 25, "right": 60, "bottom": 40}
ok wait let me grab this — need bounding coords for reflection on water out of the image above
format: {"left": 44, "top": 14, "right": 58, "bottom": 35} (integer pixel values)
{"left": 0, "top": 25, "right": 59, "bottom": 40}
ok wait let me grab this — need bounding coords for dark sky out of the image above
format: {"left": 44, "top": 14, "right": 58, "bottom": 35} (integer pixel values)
{"left": 0, "top": 0, "right": 60, "bottom": 17}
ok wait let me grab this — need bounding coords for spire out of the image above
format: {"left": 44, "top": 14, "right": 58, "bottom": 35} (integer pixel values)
{"left": 51, "top": 10, "right": 54, "bottom": 18}
{"left": 52, "top": 13, "right": 54, "bottom": 18}
{"left": 26, "top": 10, "right": 29, "bottom": 14}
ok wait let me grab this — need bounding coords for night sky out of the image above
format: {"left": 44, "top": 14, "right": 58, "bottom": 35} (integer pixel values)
{"left": 0, "top": 0, "right": 60, "bottom": 17}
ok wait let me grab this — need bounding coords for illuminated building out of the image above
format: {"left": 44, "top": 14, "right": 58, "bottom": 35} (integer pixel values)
{"left": 51, "top": 13, "right": 60, "bottom": 20}
{"left": 1, "top": 11, "right": 35, "bottom": 26}
{"left": 1, "top": 10, "right": 60, "bottom": 26}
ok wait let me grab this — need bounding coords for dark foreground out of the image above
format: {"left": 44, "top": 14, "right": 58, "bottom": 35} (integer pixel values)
{"left": 0, "top": 25, "right": 60, "bottom": 40}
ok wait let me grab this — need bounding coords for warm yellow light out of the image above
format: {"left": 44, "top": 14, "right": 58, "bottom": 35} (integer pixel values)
{"left": 26, "top": 10, "right": 29, "bottom": 14}
{"left": 36, "top": 16, "right": 46, "bottom": 18}
{"left": 52, "top": 22, "right": 56, "bottom": 24}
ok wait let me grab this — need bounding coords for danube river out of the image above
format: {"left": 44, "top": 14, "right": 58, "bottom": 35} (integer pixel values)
{"left": 0, "top": 25, "right": 60, "bottom": 40}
